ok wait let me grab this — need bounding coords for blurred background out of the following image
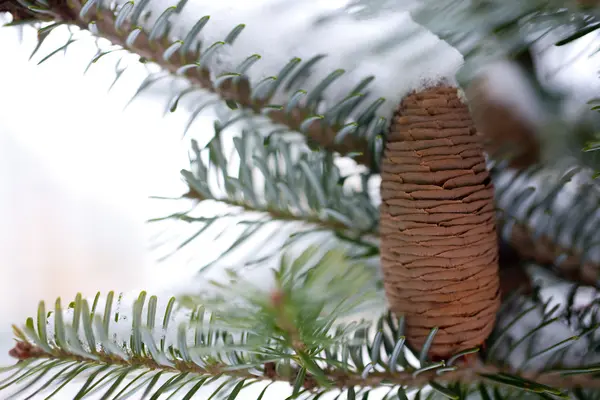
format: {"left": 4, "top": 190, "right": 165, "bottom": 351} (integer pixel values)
{"left": 0, "top": 18, "right": 226, "bottom": 365}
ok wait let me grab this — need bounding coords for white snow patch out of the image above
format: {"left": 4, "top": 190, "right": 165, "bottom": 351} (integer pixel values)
{"left": 138, "top": 0, "right": 463, "bottom": 122}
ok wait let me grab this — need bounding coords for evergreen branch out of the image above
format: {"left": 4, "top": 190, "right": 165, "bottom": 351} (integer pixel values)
{"left": 2, "top": 248, "right": 600, "bottom": 397}
{"left": 152, "top": 129, "right": 379, "bottom": 271}
{"left": 334, "top": 0, "right": 600, "bottom": 177}
{"left": 4, "top": 0, "right": 383, "bottom": 169}
{"left": 172, "top": 129, "right": 600, "bottom": 286}
{"left": 3, "top": 308, "right": 600, "bottom": 398}
{"left": 362, "top": 0, "right": 599, "bottom": 62}
{"left": 491, "top": 160, "right": 600, "bottom": 288}
{"left": 487, "top": 283, "right": 600, "bottom": 375}
{"left": 311, "top": 0, "right": 598, "bottom": 63}
{"left": 178, "top": 195, "right": 352, "bottom": 233}
{"left": 6, "top": 340, "right": 600, "bottom": 392}
{"left": 181, "top": 131, "right": 377, "bottom": 236}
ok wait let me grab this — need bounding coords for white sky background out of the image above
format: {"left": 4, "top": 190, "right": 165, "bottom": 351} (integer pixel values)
{"left": 0, "top": 22, "right": 196, "bottom": 312}
{"left": 0, "top": 13, "right": 222, "bottom": 362}
{"left": 0, "top": 15, "right": 247, "bottom": 399}
{"left": 1, "top": 1, "right": 600, "bottom": 398}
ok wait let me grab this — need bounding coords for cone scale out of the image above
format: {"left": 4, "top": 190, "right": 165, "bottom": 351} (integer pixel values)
{"left": 380, "top": 86, "right": 501, "bottom": 358}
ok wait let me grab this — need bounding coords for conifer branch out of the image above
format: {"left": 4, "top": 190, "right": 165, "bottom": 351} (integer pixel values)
{"left": 492, "top": 161, "right": 600, "bottom": 287}
{"left": 148, "top": 131, "right": 379, "bottom": 269}
{"left": 1, "top": 244, "right": 599, "bottom": 398}
{"left": 180, "top": 133, "right": 378, "bottom": 236}
{"left": 180, "top": 189, "right": 351, "bottom": 233}
{"left": 7, "top": 340, "right": 600, "bottom": 391}
{"left": 3, "top": 0, "right": 377, "bottom": 167}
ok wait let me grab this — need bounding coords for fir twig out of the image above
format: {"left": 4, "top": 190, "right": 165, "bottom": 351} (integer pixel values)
{"left": 7, "top": 339, "right": 600, "bottom": 392}
{"left": 4, "top": 0, "right": 375, "bottom": 167}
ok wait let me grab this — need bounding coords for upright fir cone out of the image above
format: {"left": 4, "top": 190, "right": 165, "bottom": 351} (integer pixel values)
{"left": 380, "top": 86, "right": 501, "bottom": 359}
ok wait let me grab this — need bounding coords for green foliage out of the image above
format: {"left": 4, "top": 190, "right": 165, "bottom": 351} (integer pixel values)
{"left": 491, "top": 159, "right": 600, "bottom": 285}
{"left": 0, "top": 248, "right": 386, "bottom": 398}
{"left": 8, "top": 0, "right": 387, "bottom": 170}
{"left": 181, "top": 130, "right": 377, "bottom": 232}
{"left": 151, "top": 124, "right": 379, "bottom": 270}
{"left": 489, "top": 286, "right": 600, "bottom": 370}
{"left": 3, "top": 247, "right": 599, "bottom": 399}
{"left": 335, "top": 0, "right": 600, "bottom": 63}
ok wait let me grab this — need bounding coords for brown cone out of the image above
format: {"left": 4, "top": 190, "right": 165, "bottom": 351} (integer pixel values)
{"left": 380, "top": 86, "right": 501, "bottom": 359}
{"left": 465, "top": 77, "right": 540, "bottom": 169}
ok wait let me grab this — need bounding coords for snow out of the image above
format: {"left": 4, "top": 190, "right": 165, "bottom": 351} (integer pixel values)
{"left": 536, "top": 30, "right": 600, "bottom": 106}
{"left": 492, "top": 160, "right": 600, "bottom": 265}
{"left": 497, "top": 265, "right": 600, "bottom": 370}
{"left": 131, "top": 0, "right": 464, "bottom": 125}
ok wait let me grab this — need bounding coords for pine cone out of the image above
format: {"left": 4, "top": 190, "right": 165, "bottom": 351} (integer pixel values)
{"left": 380, "top": 86, "right": 501, "bottom": 358}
